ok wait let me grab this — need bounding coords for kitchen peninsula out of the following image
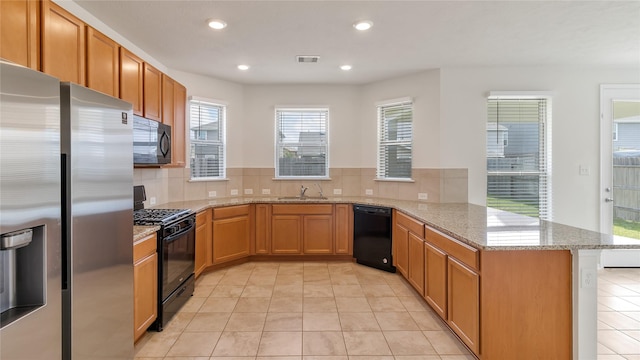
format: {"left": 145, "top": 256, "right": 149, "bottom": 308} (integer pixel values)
{"left": 134, "top": 196, "right": 640, "bottom": 360}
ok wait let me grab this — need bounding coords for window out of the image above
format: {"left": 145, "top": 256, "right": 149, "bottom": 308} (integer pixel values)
{"left": 189, "top": 99, "right": 225, "bottom": 179}
{"left": 275, "top": 108, "right": 328, "bottom": 178}
{"left": 613, "top": 122, "right": 618, "bottom": 141}
{"left": 377, "top": 99, "right": 413, "bottom": 179}
{"left": 486, "top": 96, "right": 552, "bottom": 220}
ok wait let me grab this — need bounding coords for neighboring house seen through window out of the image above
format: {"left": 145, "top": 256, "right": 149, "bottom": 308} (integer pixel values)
{"left": 190, "top": 99, "right": 225, "bottom": 180}
{"left": 275, "top": 108, "right": 329, "bottom": 178}
{"left": 377, "top": 99, "right": 413, "bottom": 179}
{"left": 486, "top": 96, "right": 552, "bottom": 220}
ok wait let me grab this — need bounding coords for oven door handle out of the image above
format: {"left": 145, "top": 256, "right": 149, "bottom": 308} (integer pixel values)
{"left": 164, "top": 223, "right": 195, "bottom": 243}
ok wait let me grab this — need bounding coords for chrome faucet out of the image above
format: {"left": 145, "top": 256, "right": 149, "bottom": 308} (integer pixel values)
{"left": 300, "top": 185, "right": 308, "bottom": 198}
{"left": 314, "top": 183, "right": 323, "bottom": 198}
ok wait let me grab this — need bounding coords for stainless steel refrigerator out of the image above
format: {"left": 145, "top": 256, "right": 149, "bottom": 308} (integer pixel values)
{"left": 0, "top": 61, "right": 134, "bottom": 359}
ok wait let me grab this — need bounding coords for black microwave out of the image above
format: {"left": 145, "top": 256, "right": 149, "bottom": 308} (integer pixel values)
{"left": 133, "top": 116, "right": 171, "bottom": 165}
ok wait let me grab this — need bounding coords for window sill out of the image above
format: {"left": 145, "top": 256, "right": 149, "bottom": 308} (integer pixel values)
{"left": 273, "top": 177, "right": 332, "bottom": 181}
{"left": 189, "top": 178, "right": 229, "bottom": 182}
{"left": 374, "top": 178, "right": 415, "bottom": 183}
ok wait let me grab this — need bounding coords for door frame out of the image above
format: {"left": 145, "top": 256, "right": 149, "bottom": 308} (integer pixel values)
{"left": 599, "top": 84, "right": 640, "bottom": 267}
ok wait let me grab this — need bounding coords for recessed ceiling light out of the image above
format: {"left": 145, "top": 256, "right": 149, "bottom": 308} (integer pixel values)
{"left": 237, "top": 64, "right": 249, "bottom": 71}
{"left": 207, "top": 19, "right": 227, "bottom": 30}
{"left": 353, "top": 20, "right": 373, "bottom": 31}
{"left": 340, "top": 65, "right": 352, "bottom": 71}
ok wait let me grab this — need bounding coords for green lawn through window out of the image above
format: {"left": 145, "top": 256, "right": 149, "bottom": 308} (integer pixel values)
{"left": 614, "top": 218, "right": 640, "bottom": 240}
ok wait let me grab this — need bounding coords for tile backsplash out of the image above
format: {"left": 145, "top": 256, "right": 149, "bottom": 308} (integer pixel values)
{"left": 134, "top": 167, "right": 468, "bottom": 207}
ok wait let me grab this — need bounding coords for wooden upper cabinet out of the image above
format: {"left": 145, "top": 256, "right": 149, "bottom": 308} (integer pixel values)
{"left": 86, "top": 27, "right": 119, "bottom": 97}
{"left": 173, "top": 82, "right": 187, "bottom": 166}
{"left": 143, "top": 63, "right": 162, "bottom": 121}
{"left": 119, "top": 48, "right": 143, "bottom": 116}
{"left": 1, "top": 0, "right": 39, "bottom": 69}
{"left": 161, "top": 74, "right": 175, "bottom": 126}
{"left": 162, "top": 74, "right": 186, "bottom": 167}
{"left": 42, "top": 1, "right": 85, "bottom": 85}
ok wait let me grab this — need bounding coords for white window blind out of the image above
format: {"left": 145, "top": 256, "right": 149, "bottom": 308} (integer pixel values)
{"left": 377, "top": 100, "right": 413, "bottom": 179}
{"left": 190, "top": 100, "right": 225, "bottom": 179}
{"left": 275, "top": 108, "right": 328, "bottom": 178}
{"left": 486, "top": 98, "right": 552, "bottom": 220}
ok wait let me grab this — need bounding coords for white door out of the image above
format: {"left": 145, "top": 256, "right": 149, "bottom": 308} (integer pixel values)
{"left": 600, "top": 84, "right": 640, "bottom": 267}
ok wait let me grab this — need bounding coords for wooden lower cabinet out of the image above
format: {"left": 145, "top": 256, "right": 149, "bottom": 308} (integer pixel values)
{"left": 480, "top": 250, "right": 572, "bottom": 360}
{"left": 334, "top": 204, "right": 352, "bottom": 254}
{"left": 302, "top": 215, "right": 333, "bottom": 254}
{"left": 393, "top": 223, "right": 409, "bottom": 277}
{"left": 423, "top": 241, "right": 447, "bottom": 319}
{"left": 271, "top": 215, "right": 302, "bottom": 254}
{"left": 254, "top": 204, "right": 271, "bottom": 254}
{"left": 447, "top": 257, "right": 480, "bottom": 355}
{"left": 212, "top": 205, "right": 251, "bottom": 263}
{"left": 133, "top": 233, "right": 157, "bottom": 342}
{"left": 195, "top": 209, "right": 211, "bottom": 277}
{"left": 407, "top": 232, "right": 425, "bottom": 296}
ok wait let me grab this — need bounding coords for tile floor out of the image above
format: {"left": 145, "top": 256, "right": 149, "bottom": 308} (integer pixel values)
{"left": 597, "top": 267, "right": 640, "bottom": 360}
{"left": 134, "top": 261, "right": 475, "bottom": 360}
{"left": 134, "top": 261, "right": 640, "bottom": 360}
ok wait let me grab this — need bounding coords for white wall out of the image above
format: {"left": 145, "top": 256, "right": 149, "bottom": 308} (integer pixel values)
{"left": 440, "top": 66, "right": 640, "bottom": 231}
{"left": 360, "top": 70, "right": 441, "bottom": 169}
{"left": 242, "top": 85, "right": 361, "bottom": 168}
{"left": 169, "top": 70, "right": 245, "bottom": 168}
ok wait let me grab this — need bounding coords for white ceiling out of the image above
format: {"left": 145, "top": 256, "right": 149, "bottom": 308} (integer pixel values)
{"left": 74, "top": 0, "right": 640, "bottom": 85}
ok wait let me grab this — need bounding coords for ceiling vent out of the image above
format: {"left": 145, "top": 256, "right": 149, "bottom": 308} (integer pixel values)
{"left": 296, "top": 55, "right": 320, "bottom": 63}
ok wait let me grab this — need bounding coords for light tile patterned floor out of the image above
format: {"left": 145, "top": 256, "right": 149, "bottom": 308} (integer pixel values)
{"left": 135, "top": 262, "right": 640, "bottom": 360}
{"left": 597, "top": 268, "right": 640, "bottom": 360}
{"left": 134, "top": 261, "right": 475, "bottom": 360}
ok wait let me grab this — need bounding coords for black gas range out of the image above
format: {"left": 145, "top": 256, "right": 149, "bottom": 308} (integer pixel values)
{"left": 133, "top": 186, "right": 196, "bottom": 332}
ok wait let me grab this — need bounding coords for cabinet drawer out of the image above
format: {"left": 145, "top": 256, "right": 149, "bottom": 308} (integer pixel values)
{"left": 272, "top": 204, "right": 332, "bottom": 215}
{"left": 395, "top": 211, "right": 425, "bottom": 237}
{"left": 426, "top": 227, "right": 479, "bottom": 271}
{"left": 196, "top": 209, "right": 209, "bottom": 226}
{"left": 133, "top": 234, "right": 157, "bottom": 263}
{"left": 214, "top": 205, "right": 250, "bottom": 220}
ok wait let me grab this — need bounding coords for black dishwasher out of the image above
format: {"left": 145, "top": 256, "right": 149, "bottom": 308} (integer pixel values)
{"left": 353, "top": 204, "right": 396, "bottom": 273}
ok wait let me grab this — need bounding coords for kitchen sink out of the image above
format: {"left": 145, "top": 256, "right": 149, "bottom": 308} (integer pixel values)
{"left": 277, "top": 196, "right": 329, "bottom": 200}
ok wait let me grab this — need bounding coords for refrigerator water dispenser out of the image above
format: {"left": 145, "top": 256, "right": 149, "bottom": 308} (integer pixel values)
{"left": 0, "top": 226, "right": 45, "bottom": 328}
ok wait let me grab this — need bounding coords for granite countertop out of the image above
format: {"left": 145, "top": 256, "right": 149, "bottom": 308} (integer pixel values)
{"left": 133, "top": 225, "right": 160, "bottom": 243}
{"left": 147, "top": 196, "right": 640, "bottom": 251}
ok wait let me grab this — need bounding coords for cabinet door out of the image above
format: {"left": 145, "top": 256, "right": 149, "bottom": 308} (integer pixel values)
{"left": 86, "top": 27, "right": 119, "bottom": 97}
{"left": 407, "top": 232, "right": 425, "bottom": 295}
{"left": 271, "top": 215, "right": 301, "bottom": 254}
{"left": 448, "top": 257, "right": 480, "bottom": 354}
{"left": 119, "top": 48, "right": 143, "bottom": 116}
{"left": 393, "top": 223, "right": 409, "bottom": 277}
{"left": 254, "top": 204, "right": 271, "bottom": 254}
{"left": 1, "top": 0, "right": 39, "bottom": 69}
{"left": 213, "top": 215, "right": 250, "bottom": 263}
{"left": 161, "top": 74, "right": 174, "bottom": 126}
{"left": 143, "top": 63, "right": 162, "bottom": 121}
{"left": 334, "top": 204, "right": 352, "bottom": 255}
{"left": 194, "top": 209, "right": 211, "bottom": 277}
{"left": 42, "top": 1, "right": 85, "bottom": 84}
{"left": 133, "top": 253, "right": 157, "bottom": 342}
{"left": 172, "top": 81, "right": 187, "bottom": 166}
{"left": 424, "top": 242, "right": 447, "bottom": 319}
{"left": 303, "top": 215, "right": 333, "bottom": 254}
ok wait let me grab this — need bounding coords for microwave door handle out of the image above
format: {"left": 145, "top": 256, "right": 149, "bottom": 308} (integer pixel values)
{"left": 160, "top": 131, "right": 170, "bottom": 157}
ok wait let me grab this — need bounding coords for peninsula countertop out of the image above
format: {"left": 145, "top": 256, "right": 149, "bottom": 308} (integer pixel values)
{"left": 143, "top": 196, "right": 640, "bottom": 251}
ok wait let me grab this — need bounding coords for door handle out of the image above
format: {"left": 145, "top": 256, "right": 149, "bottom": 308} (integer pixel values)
{"left": 605, "top": 198, "right": 614, "bottom": 203}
